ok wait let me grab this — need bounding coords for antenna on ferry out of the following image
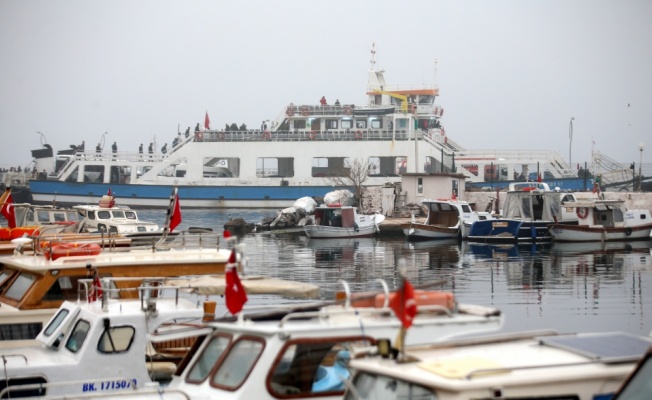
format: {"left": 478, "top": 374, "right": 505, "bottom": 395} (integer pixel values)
{"left": 434, "top": 59, "right": 438, "bottom": 86}
{"left": 370, "top": 42, "right": 376, "bottom": 71}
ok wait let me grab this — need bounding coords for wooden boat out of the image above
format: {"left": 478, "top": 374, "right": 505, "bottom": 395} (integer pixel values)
{"left": 402, "top": 198, "right": 492, "bottom": 241}
{"left": 0, "top": 231, "right": 230, "bottom": 345}
{"left": 344, "top": 330, "right": 652, "bottom": 400}
{"left": 304, "top": 204, "right": 385, "bottom": 238}
{"left": 468, "top": 182, "right": 579, "bottom": 242}
{"left": 38, "top": 280, "right": 504, "bottom": 399}
{"left": 549, "top": 199, "right": 652, "bottom": 242}
{"left": 0, "top": 275, "right": 320, "bottom": 398}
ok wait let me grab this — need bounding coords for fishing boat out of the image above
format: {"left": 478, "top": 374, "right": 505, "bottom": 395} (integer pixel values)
{"left": 0, "top": 231, "right": 231, "bottom": 345}
{"left": 73, "top": 191, "right": 163, "bottom": 239}
{"left": 467, "top": 182, "right": 579, "bottom": 242}
{"left": 549, "top": 199, "right": 652, "bottom": 242}
{"left": 26, "top": 45, "right": 592, "bottom": 210}
{"left": 343, "top": 330, "right": 652, "bottom": 400}
{"left": 0, "top": 274, "right": 321, "bottom": 398}
{"left": 401, "top": 198, "right": 492, "bottom": 241}
{"left": 48, "top": 279, "right": 503, "bottom": 399}
{"left": 304, "top": 204, "right": 385, "bottom": 238}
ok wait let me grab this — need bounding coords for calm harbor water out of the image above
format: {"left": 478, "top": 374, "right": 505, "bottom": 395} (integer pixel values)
{"left": 141, "top": 209, "right": 652, "bottom": 336}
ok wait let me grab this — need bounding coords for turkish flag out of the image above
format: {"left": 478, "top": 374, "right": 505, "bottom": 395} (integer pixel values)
{"left": 389, "top": 279, "right": 417, "bottom": 329}
{"left": 88, "top": 274, "right": 103, "bottom": 302}
{"left": 1, "top": 193, "right": 16, "bottom": 228}
{"left": 225, "top": 250, "right": 247, "bottom": 314}
{"left": 204, "top": 112, "right": 211, "bottom": 130}
{"left": 169, "top": 192, "right": 182, "bottom": 232}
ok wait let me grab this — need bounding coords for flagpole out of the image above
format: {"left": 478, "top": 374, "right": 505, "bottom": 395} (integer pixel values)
{"left": 397, "top": 262, "right": 407, "bottom": 362}
{"left": 157, "top": 187, "right": 177, "bottom": 246}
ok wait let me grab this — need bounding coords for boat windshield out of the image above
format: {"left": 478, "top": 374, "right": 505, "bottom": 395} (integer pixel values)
{"left": 186, "top": 334, "right": 232, "bottom": 383}
{"left": 344, "top": 372, "right": 435, "bottom": 400}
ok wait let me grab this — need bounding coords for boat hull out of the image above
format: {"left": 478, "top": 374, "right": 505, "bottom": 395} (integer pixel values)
{"left": 550, "top": 223, "right": 652, "bottom": 242}
{"left": 467, "top": 219, "right": 523, "bottom": 243}
{"left": 29, "top": 180, "right": 331, "bottom": 209}
{"left": 401, "top": 222, "right": 459, "bottom": 241}
{"left": 304, "top": 224, "right": 377, "bottom": 238}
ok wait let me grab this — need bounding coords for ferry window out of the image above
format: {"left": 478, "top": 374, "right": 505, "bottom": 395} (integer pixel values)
{"left": 212, "top": 337, "right": 264, "bottom": 389}
{"left": 356, "top": 120, "right": 367, "bottom": 129}
{"left": 370, "top": 119, "right": 382, "bottom": 129}
{"left": 110, "top": 165, "right": 130, "bottom": 184}
{"left": 98, "top": 325, "right": 135, "bottom": 353}
{"left": 369, "top": 157, "right": 407, "bottom": 177}
{"left": 186, "top": 334, "right": 232, "bottom": 383}
{"left": 202, "top": 157, "right": 239, "bottom": 178}
{"left": 269, "top": 337, "right": 373, "bottom": 397}
{"left": 293, "top": 120, "right": 307, "bottom": 130}
{"left": 345, "top": 373, "right": 435, "bottom": 400}
{"left": 326, "top": 120, "right": 338, "bottom": 129}
{"left": 418, "top": 178, "right": 423, "bottom": 194}
{"left": 43, "top": 309, "right": 70, "bottom": 336}
{"left": 341, "top": 120, "right": 352, "bottom": 129}
{"left": 83, "top": 165, "right": 105, "bottom": 183}
{"left": 419, "top": 95, "right": 434, "bottom": 104}
{"left": 37, "top": 211, "right": 51, "bottom": 223}
{"left": 311, "top": 157, "right": 350, "bottom": 177}
{"left": 257, "top": 158, "right": 294, "bottom": 178}
{"left": 65, "top": 319, "right": 91, "bottom": 353}
{"left": 4, "top": 272, "right": 35, "bottom": 301}
{"left": 97, "top": 211, "right": 111, "bottom": 219}
{"left": 65, "top": 166, "right": 79, "bottom": 183}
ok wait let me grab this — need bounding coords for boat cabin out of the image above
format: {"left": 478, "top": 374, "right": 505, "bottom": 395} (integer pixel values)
{"left": 0, "top": 281, "right": 204, "bottom": 398}
{"left": 502, "top": 184, "right": 577, "bottom": 222}
{"left": 74, "top": 195, "right": 160, "bottom": 235}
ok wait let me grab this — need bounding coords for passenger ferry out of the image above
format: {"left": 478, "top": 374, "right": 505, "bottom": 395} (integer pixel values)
{"left": 27, "top": 47, "right": 590, "bottom": 209}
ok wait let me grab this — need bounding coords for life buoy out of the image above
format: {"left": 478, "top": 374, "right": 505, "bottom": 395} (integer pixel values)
{"left": 262, "top": 131, "right": 271, "bottom": 140}
{"left": 196, "top": 132, "right": 203, "bottom": 140}
{"left": 354, "top": 130, "right": 363, "bottom": 139}
{"left": 624, "top": 227, "right": 632, "bottom": 236}
{"left": 218, "top": 132, "right": 225, "bottom": 141}
{"left": 45, "top": 242, "right": 102, "bottom": 261}
{"left": 286, "top": 106, "right": 295, "bottom": 117}
{"left": 309, "top": 131, "right": 317, "bottom": 140}
{"left": 343, "top": 106, "right": 353, "bottom": 116}
{"left": 576, "top": 207, "right": 589, "bottom": 219}
{"left": 300, "top": 106, "right": 310, "bottom": 116}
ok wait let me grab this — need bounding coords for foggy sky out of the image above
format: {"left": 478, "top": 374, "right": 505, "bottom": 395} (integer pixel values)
{"left": 1, "top": 0, "right": 650, "bottom": 169}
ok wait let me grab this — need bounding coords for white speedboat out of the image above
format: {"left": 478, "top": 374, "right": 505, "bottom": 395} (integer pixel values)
{"left": 45, "top": 280, "right": 504, "bottom": 399}
{"left": 73, "top": 192, "right": 161, "bottom": 236}
{"left": 550, "top": 199, "right": 652, "bottom": 242}
{"left": 304, "top": 205, "right": 385, "bottom": 238}
{"left": 344, "top": 330, "right": 652, "bottom": 400}
{"left": 402, "top": 198, "right": 492, "bottom": 240}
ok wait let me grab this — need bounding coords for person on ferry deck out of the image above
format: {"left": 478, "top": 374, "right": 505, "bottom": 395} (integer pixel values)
{"left": 148, "top": 143, "right": 153, "bottom": 160}
{"left": 112, "top": 142, "right": 117, "bottom": 153}
{"left": 96, "top": 143, "right": 101, "bottom": 153}
{"left": 335, "top": 99, "right": 340, "bottom": 106}
{"left": 161, "top": 143, "right": 168, "bottom": 154}
{"left": 320, "top": 96, "right": 327, "bottom": 105}
{"left": 138, "top": 143, "right": 143, "bottom": 156}
{"left": 195, "top": 123, "right": 200, "bottom": 132}
{"left": 185, "top": 126, "right": 190, "bottom": 137}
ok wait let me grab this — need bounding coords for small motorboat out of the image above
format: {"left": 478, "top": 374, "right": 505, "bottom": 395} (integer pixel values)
{"left": 304, "top": 204, "right": 385, "bottom": 238}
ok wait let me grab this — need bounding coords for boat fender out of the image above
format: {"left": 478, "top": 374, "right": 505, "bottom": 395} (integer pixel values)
{"left": 309, "top": 131, "right": 317, "bottom": 140}
{"left": 354, "top": 130, "right": 363, "bottom": 139}
{"left": 343, "top": 106, "right": 353, "bottom": 116}
{"left": 286, "top": 106, "right": 295, "bottom": 117}
{"left": 576, "top": 207, "right": 589, "bottom": 219}
{"left": 624, "top": 227, "right": 632, "bottom": 236}
{"left": 262, "top": 131, "right": 271, "bottom": 140}
{"left": 300, "top": 106, "right": 310, "bottom": 116}
{"left": 353, "top": 222, "right": 359, "bottom": 233}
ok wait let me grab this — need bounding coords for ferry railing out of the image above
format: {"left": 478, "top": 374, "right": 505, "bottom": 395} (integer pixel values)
{"left": 197, "top": 129, "right": 416, "bottom": 142}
